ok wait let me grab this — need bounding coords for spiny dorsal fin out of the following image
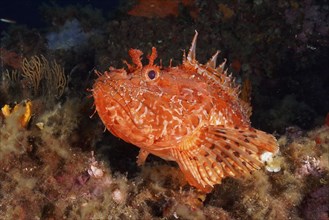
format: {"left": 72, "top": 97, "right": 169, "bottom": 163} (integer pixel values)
{"left": 206, "top": 50, "right": 220, "bottom": 69}
{"left": 187, "top": 30, "right": 198, "bottom": 62}
{"left": 217, "top": 58, "right": 227, "bottom": 73}
{"left": 182, "top": 50, "right": 186, "bottom": 63}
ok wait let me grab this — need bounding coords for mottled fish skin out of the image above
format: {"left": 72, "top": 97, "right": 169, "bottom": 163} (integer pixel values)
{"left": 93, "top": 31, "right": 279, "bottom": 193}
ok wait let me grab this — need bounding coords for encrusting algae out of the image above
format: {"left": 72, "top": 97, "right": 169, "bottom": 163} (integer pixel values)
{"left": 92, "top": 31, "right": 279, "bottom": 192}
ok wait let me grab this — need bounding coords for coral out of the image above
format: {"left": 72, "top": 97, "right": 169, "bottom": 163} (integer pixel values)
{"left": 21, "top": 55, "right": 67, "bottom": 99}
{"left": 0, "top": 54, "right": 67, "bottom": 102}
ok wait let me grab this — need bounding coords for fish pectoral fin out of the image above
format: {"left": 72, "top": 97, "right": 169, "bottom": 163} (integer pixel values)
{"left": 171, "top": 148, "right": 214, "bottom": 193}
{"left": 172, "top": 125, "right": 278, "bottom": 192}
{"left": 205, "top": 125, "right": 279, "bottom": 177}
{"left": 137, "top": 149, "right": 150, "bottom": 166}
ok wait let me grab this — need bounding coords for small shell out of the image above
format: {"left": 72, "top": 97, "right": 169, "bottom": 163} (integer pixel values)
{"left": 262, "top": 153, "right": 282, "bottom": 173}
{"left": 36, "top": 122, "right": 44, "bottom": 130}
{"left": 88, "top": 165, "right": 104, "bottom": 178}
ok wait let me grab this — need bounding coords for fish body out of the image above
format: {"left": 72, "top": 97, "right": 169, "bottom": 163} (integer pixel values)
{"left": 93, "top": 32, "right": 278, "bottom": 192}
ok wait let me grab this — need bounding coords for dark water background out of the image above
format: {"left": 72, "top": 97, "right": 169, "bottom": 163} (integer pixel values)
{"left": 0, "top": 0, "right": 119, "bottom": 29}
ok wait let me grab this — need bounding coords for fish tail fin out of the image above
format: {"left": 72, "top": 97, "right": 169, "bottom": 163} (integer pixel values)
{"left": 173, "top": 125, "right": 278, "bottom": 192}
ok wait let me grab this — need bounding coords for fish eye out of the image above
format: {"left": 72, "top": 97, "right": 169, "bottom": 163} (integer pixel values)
{"left": 143, "top": 68, "right": 159, "bottom": 82}
{"left": 148, "top": 70, "right": 156, "bottom": 80}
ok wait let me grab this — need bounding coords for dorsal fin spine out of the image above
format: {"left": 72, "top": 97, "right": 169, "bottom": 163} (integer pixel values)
{"left": 206, "top": 50, "right": 220, "bottom": 68}
{"left": 187, "top": 30, "right": 198, "bottom": 62}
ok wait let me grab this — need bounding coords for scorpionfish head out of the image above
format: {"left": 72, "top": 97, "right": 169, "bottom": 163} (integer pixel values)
{"left": 93, "top": 47, "right": 212, "bottom": 149}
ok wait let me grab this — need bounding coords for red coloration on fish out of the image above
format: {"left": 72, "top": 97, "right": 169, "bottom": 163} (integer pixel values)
{"left": 93, "top": 32, "right": 279, "bottom": 192}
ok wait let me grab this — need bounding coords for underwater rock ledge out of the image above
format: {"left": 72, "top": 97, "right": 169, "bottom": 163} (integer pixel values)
{"left": 0, "top": 100, "right": 328, "bottom": 219}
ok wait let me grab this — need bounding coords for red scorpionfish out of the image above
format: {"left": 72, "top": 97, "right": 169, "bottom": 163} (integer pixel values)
{"left": 93, "top": 31, "right": 279, "bottom": 193}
